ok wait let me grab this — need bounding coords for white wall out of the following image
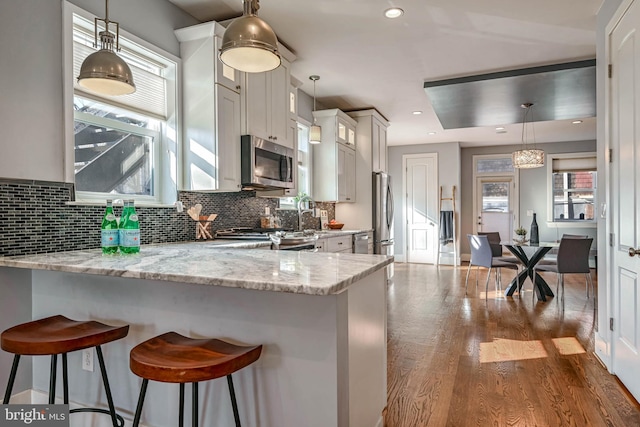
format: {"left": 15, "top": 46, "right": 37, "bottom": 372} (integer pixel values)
{"left": 388, "top": 142, "right": 461, "bottom": 262}
{"left": 0, "top": 0, "right": 198, "bottom": 182}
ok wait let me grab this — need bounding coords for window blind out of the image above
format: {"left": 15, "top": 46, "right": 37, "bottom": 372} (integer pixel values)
{"left": 552, "top": 156, "right": 596, "bottom": 173}
{"left": 73, "top": 38, "right": 167, "bottom": 120}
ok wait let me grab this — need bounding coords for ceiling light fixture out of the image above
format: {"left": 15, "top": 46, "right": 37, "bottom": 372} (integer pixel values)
{"left": 495, "top": 127, "right": 505, "bottom": 131}
{"left": 384, "top": 7, "right": 404, "bottom": 19}
{"left": 428, "top": 132, "right": 436, "bottom": 135}
{"left": 77, "top": 0, "right": 135, "bottom": 96}
{"left": 412, "top": 111, "right": 423, "bottom": 115}
{"left": 310, "top": 75, "right": 322, "bottom": 144}
{"left": 572, "top": 120, "right": 583, "bottom": 124}
{"left": 219, "top": 0, "right": 281, "bottom": 73}
{"left": 512, "top": 103, "right": 544, "bottom": 169}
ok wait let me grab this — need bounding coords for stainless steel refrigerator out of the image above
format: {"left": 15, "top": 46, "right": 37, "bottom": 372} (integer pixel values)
{"left": 373, "top": 172, "right": 394, "bottom": 257}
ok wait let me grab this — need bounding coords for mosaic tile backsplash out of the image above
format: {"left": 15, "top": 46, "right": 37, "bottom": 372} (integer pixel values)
{"left": 0, "top": 179, "right": 335, "bottom": 257}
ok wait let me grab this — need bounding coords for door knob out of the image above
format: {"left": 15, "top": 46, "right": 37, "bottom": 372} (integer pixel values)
{"left": 628, "top": 247, "right": 640, "bottom": 257}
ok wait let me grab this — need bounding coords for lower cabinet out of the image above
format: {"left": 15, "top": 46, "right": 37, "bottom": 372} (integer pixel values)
{"left": 316, "top": 235, "right": 353, "bottom": 253}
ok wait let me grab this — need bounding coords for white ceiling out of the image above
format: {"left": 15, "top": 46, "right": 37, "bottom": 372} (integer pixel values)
{"left": 167, "top": 0, "right": 603, "bottom": 147}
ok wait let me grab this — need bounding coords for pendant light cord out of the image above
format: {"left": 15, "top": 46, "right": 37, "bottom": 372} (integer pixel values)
{"left": 520, "top": 103, "right": 536, "bottom": 149}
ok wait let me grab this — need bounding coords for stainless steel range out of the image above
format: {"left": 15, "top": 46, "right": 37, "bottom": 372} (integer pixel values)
{"left": 215, "top": 227, "right": 286, "bottom": 240}
{"left": 215, "top": 228, "right": 318, "bottom": 251}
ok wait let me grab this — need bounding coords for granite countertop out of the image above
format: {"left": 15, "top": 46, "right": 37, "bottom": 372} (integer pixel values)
{"left": 0, "top": 241, "right": 392, "bottom": 296}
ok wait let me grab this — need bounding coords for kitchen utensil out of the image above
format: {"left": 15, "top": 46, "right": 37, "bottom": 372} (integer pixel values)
{"left": 187, "top": 204, "right": 202, "bottom": 221}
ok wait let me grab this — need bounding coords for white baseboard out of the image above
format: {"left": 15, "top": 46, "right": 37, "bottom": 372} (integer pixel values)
{"left": 10, "top": 389, "right": 149, "bottom": 427}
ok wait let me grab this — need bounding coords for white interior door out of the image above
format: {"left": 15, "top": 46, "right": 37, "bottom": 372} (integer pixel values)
{"left": 476, "top": 177, "right": 515, "bottom": 243}
{"left": 405, "top": 154, "right": 438, "bottom": 264}
{"left": 610, "top": 0, "right": 640, "bottom": 402}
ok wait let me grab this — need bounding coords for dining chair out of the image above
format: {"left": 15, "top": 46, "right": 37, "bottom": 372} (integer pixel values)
{"left": 466, "top": 234, "right": 520, "bottom": 298}
{"left": 478, "top": 231, "right": 521, "bottom": 265}
{"left": 538, "top": 234, "right": 589, "bottom": 265}
{"left": 533, "top": 237, "right": 594, "bottom": 302}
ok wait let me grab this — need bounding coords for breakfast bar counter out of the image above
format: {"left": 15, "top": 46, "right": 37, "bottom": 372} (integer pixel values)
{"left": 0, "top": 244, "right": 392, "bottom": 427}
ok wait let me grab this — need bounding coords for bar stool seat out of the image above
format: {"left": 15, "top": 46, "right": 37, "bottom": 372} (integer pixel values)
{"left": 1, "top": 315, "right": 129, "bottom": 427}
{"left": 130, "top": 332, "right": 262, "bottom": 427}
{"left": 2, "top": 315, "right": 129, "bottom": 355}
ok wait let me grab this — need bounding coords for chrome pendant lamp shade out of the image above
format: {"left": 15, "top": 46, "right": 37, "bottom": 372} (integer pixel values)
{"left": 77, "top": 0, "right": 135, "bottom": 96}
{"left": 512, "top": 103, "right": 544, "bottom": 169}
{"left": 309, "top": 75, "right": 322, "bottom": 144}
{"left": 220, "top": 0, "right": 281, "bottom": 73}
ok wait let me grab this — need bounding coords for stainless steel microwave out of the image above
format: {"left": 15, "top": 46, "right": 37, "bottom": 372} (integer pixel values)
{"left": 241, "top": 135, "right": 295, "bottom": 190}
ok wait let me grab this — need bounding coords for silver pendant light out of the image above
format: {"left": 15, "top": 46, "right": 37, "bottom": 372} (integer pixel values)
{"left": 512, "top": 103, "right": 544, "bottom": 169}
{"left": 309, "top": 75, "right": 322, "bottom": 144}
{"left": 77, "top": 0, "right": 135, "bottom": 96}
{"left": 219, "top": 0, "right": 281, "bottom": 73}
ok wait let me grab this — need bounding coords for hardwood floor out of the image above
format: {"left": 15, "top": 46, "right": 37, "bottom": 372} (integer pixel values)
{"left": 385, "top": 263, "right": 640, "bottom": 427}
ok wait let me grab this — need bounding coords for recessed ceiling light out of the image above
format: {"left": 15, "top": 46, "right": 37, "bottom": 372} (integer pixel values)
{"left": 412, "top": 111, "right": 422, "bottom": 115}
{"left": 428, "top": 132, "right": 436, "bottom": 135}
{"left": 495, "top": 127, "right": 507, "bottom": 134}
{"left": 384, "top": 7, "right": 404, "bottom": 19}
{"left": 495, "top": 127, "right": 505, "bottom": 130}
{"left": 572, "top": 120, "right": 583, "bottom": 124}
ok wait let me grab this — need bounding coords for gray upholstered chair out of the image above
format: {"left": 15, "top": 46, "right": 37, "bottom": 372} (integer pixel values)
{"left": 534, "top": 237, "right": 594, "bottom": 302}
{"left": 478, "top": 231, "right": 521, "bottom": 265}
{"left": 538, "top": 234, "right": 590, "bottom": 265}
{"left": 466, "top": 234, "right": 520, "bottom": 299}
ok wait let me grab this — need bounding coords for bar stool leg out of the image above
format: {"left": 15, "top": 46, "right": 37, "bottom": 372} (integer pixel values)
{"left": 49, "top": 354, "right": 58, "bottom": 404}
{"left": 95, "top": 346, "right": 119, "bottom": 427}
{"left": 3, "top": 355, "right": 21, "bottom": 404}
{"left": 227, "top": 375, "right": 242, "bottom": 427}
{"left": 179, "top": 383, "right": 185, "bottom": 427}
{"left": 192, "top": 382, "right": 199, "bottom": 427}
{"left": 62, "top": 353, "right": 69, "bottom": 404}
{"left": 132, "top": 379, "right": 149, "bottom": 427}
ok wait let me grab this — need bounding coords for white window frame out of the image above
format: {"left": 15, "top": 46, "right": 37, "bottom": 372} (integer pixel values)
{"left": 62, "top": 1, "right": 181, "bottom": 206}
{"left": 280, "top": 119, "right": 313, "bottom": 209}
{"left": 472, "top": 154, "right": 520, "bottom": 235}
{"left": 546, "top": 152, "right": 597, "bottom": 228}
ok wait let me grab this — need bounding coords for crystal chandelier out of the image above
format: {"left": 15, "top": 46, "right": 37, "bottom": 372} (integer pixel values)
{"left": 512, "top": 103, "right": 544, "bottom": 169}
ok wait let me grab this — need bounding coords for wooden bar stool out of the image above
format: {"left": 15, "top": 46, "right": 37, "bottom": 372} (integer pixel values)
{"left": 129, "top": 332, "right": 262, "bottom": 427}
{"left": 1, "top": 315, "right": 129, "bottom": 427}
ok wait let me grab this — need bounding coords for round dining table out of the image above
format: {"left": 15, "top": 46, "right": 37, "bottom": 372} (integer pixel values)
{"left": 500, "top": 241, "right": 559, "bottom": 301}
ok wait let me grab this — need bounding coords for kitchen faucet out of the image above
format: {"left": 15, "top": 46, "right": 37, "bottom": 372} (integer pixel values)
{"left": 297, "top": 195, "right": 316, "bottom": 231}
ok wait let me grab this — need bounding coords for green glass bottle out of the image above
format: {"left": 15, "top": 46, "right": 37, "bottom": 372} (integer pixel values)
{"left": 101, "top": 199, "right": 119, "bottom": 254}
{"left": 120, "top": 199, "right": 140, "bottom": 254}
{"left": 118, "top": 200, "right": 130, "bottom": 253}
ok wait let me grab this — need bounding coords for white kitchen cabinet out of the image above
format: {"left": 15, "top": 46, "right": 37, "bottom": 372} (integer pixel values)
{"left": 336, "top": 109, "right": 390, "bottom": 229}
{"left": 315, "top": 235, "right": 353, "bottom": 253}
{"left": 312, "top": 109, "right": 358, "bottom": 202}
{"left": 348, "top": 109, "right": 389, "bottom": 173}
{"left": 326, "top": 235, "right": 353, "bottom": 253}
{"left": 175, "top": 22, "right": 242, "bottom": 191}
{"left": 337, "top": 116, "right": 356, "bottom": 148}
{"left": 315, "top": 238, "right": 327, "bottom": 252}
{"left": 242, "top": 57, "right": 294, "bottom": 149}
{"left": 337, "top": 145, "right": 356, "bottom": 202}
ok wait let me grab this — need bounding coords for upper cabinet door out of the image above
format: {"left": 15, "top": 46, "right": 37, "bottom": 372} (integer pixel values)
{"left": 270, "top": 61, "right": 289, "bottom": 146}
{"left": 242, "top": 59, "right": 293, "bottom": 149}
{"left": 214, "top": 36, "right": 240, "bottom": 92}
{"left": 215, "top": 84, "right": 242, "bottom": 191}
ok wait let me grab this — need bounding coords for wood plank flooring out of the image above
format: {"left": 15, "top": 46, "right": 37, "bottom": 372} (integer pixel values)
{"left": 385, "top": 263, "right": 640, "bottom": 427}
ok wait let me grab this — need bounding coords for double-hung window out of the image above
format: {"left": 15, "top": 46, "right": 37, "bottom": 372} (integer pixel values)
{"left": 547, "top": 153, "right": 597, "bottom": 225}
{"left": 67, "top": 6, "right": 179, "bottom": 204}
